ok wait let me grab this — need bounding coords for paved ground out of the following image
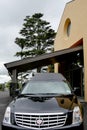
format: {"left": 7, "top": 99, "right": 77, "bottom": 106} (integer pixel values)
{"left": 0, "top": 89, "right": 87, "bottom": 130}
{"left": 0, "top": 89, "right": 12, "bottom": 130}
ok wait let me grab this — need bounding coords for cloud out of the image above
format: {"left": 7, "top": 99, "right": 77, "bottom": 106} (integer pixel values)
{"left": 0, "top": 62, "right": 11, "bottom": 83}
{"left": 0, "top": 62, "right": 9, "bottom": 75}
{"left": 0, "top": 26, "right": 20, "bottom": 63}
{"left": 0, "top": 75, "right": 11, "bottom": 83}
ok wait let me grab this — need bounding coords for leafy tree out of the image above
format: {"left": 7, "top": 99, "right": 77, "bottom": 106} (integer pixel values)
{"left": 15, "top": 13, "right": 56, "bottom": 58}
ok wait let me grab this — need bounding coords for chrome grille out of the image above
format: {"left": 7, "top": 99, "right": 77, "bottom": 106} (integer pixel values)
{"left": 15, "top": 112, "right": 67, "bottom": 129}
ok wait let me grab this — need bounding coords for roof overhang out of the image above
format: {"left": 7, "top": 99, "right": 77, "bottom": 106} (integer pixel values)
{"left": 4, "top": 45, "right": 83, "bottom": 74}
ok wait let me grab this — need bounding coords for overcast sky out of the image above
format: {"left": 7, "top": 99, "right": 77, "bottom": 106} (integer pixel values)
{"left": 0, "top": 0, "right": 70, "bottom": 83}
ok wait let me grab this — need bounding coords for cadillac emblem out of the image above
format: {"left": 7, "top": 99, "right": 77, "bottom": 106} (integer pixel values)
{"left": 36, "top": 118, "right": 43, "bottom": 125}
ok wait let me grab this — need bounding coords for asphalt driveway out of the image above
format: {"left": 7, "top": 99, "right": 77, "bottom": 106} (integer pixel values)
{"left": 0, "top": 90, "right": 12, "bottom": 130}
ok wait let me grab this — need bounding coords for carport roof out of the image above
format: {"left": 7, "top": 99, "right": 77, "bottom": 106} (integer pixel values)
{"left": 4, "top": 45, "right": 83, "bottom": 74}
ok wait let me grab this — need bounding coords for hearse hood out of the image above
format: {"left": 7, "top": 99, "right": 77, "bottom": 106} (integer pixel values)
{"left": 10, "top": 94, "right": 78, "bottom": 113}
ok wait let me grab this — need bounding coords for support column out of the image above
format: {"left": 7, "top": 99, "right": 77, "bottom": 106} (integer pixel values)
{"left": 54, "top": 63, "right": 59, "bottom": 73}
{"left": 10, "top": 69, "right": 18, "bottom": 97}
{"left": 12, "top": 69, "right": 18, "bottom": 83}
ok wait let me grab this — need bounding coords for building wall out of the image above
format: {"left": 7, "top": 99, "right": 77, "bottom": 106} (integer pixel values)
{"left": 54, "top": 0, "right": 87, "bottom": 101}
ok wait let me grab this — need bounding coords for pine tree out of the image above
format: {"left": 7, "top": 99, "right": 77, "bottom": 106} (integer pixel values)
{"left": 15, "top": 13, "right": 56, "bottom": 59}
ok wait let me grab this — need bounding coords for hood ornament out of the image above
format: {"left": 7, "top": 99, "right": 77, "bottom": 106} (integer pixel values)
{"left": 36, "top": 118, "right": 43, "bottom": 125}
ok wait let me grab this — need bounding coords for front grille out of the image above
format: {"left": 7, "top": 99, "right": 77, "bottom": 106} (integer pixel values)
{"left": 15, "top": 112, "right": 67, "bottom": 129}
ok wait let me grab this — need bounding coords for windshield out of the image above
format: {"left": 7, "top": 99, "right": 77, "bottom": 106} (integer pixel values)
{"left": 21, "top": 81, "right": 71, "bottom": 95}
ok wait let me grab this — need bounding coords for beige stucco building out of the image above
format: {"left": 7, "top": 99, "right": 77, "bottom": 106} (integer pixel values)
{"left": 54, "top": 0, "right": 87, "bottom": 101}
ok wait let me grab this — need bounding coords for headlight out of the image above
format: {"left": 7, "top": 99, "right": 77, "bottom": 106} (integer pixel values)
{"left": 3, "top": 107, "right": 11, "bottom": 124}
{"left": 73, "top": 106, "right": 82, "bottom": 124}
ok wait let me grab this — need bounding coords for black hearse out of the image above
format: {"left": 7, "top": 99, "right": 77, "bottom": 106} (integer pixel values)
{"left": 2, "top": 73, "right": 84, "bottom": 130}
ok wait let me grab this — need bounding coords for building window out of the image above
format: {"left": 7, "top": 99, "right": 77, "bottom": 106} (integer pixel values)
{"left": 64, "top": 18, "right": 71, "bottom": 38}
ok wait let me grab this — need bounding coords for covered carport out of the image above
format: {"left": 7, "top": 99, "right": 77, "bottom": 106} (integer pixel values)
{"left": 5, "top": 45, "right": 83, "bottom": 83}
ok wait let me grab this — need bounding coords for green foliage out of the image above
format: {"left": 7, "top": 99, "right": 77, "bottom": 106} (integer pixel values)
{"left": 15, "top": 13, "right": 56, "bottom": 58}
{"left": 48, "top": 64, "right": 54, "bottom": 72}
{"left": 0, "top": 84, "right": 5, "bottom": 91}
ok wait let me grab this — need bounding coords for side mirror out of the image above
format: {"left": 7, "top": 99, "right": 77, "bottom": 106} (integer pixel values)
{"left": 73, "top": 87, "right": 81, "bottom": 96}
{"left": 15, "top": 88, "right": 20, "bottom": 96}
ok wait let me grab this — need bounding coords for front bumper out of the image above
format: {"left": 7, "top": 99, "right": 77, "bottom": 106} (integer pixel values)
{"left": 2, "top": 122, "right": 84, "bottom": 130}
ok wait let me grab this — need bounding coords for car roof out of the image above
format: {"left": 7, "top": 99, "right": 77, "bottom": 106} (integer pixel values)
{"left": 30, "top": 73, "right": 66, "bottom": 81}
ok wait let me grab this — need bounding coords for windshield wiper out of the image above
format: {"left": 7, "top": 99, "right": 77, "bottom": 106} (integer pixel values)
{"left": 18, "top": 93, "right": 36, "bottom": 97}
